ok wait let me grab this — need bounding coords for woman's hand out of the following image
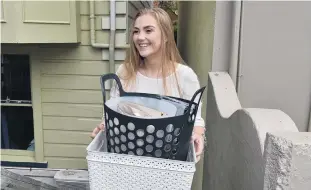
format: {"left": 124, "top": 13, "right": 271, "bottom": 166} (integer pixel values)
{"left": 191, "top": 126, "right": 205, "bottom": 162}
{"left": 91, "top": 120, "right": 105, "bottom": 139}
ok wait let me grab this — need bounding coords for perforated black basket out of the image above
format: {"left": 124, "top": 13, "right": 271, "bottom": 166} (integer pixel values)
{"left": 100, "top": 73, "right": 205, "bottom": 161}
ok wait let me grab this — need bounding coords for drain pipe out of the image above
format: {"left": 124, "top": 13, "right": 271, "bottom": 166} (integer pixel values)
{"left": 89, "top": 0, "right": 128, "bottom": 75}
{"left": 229, "top": 0, "right": 242, "bottom": 91}
{"left": 109, "top": 0, "right": 116, "bottom": 74}
{"left": 90, "top": 0, "right": 109, "bottom": 49}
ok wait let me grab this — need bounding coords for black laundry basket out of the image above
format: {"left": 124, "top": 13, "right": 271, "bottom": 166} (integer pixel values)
{"left": 100, "top": 73, "right": 205, "bottom": 161}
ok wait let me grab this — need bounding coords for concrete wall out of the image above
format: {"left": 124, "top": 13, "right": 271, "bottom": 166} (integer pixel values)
{"left": 204, "top": 72, "right": 311, "bottom": 190}
{"left": 177, "top": 1, "right": 311, "bottom": 189}
{"left": 177, "top": 2, "right": 216, "bottom": 190}
{"left": 237, "top": 1, "right": 311, "bottom": 132}
{"left": 211, "top": 1, "right": 311, "bottom": 132}
{"left": 263, "top": 132, "right": 311, "bottom": 190}
{"left": 210, "top": 1, "right": 234, "bottom": 72}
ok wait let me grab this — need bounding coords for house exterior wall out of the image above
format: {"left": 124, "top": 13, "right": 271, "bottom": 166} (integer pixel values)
{"left": 1, "top": 0, "right": 150, "bottom": 169}
{"left": 177, "top": 2, "right": 216, "bottom": 190}
{"left": 1, "top": 1, "right": 80, "bottom": 43}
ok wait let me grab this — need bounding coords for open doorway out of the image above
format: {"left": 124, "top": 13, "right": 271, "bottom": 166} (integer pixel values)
{"left": 1, "top": 54, "right": 35, "bottom": 151}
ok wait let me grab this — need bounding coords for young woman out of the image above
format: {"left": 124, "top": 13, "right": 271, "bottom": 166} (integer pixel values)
{"left": 91, "top": 8, "right": 205, "bottom": 162}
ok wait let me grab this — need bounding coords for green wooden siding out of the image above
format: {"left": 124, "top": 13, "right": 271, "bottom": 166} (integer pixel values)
{"left": 40, "top": 0, "right": 150, "bottom": 169}
{"left": 1, "top": 0, "right": 151, "bottom": 169}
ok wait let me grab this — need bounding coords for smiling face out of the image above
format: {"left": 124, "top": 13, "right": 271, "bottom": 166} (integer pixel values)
{"left": 123, "top": 8, "right": 183, "bottom": 95}
{"left": 132, "top": 14, "right": 162, "bottom": 59}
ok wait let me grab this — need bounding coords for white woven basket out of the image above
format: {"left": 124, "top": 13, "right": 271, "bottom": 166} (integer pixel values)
{"left": 86, "top": 130, "right": 196, "bottom": 190}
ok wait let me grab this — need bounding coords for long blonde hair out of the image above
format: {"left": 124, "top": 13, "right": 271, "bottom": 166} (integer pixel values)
{"left": 119, "top": 8, "right": 183, "bottom": 96}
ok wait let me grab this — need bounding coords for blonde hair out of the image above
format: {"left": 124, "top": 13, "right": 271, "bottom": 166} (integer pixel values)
{"left": 118, "top": 8, "right": 183, "bottom": 96}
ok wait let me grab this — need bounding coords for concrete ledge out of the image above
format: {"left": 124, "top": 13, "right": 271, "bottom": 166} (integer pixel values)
{"left": 205, "top": 72, "right": 300, "bottom": 190}
{"left": 263, "top": 132, "right": 311, "bottom": 190}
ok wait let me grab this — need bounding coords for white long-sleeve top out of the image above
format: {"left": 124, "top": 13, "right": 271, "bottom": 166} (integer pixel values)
{"left": 107, "top": 63, "right": 205, "bottom": 128}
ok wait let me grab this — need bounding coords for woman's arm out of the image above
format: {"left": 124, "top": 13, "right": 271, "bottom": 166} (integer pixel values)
{"left": 180, "top": 66, "right": 206, "bottom": 161}
{"left": 180, "top": 66, "right": 206, "bottom": 130}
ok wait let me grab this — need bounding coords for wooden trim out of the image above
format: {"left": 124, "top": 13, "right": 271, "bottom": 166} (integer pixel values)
{"left": 1, "top": 155, "right": 36, "bottom": 163}
{"left": 22, "top": 20, "right": 70, "bottom": 25}
{"left": 126, "top": 1, "right": 130, "bottom": 44}
{"left": 1, "top": 103, "right": 32, "bottom": 107}
{"left": 1, "top": 1, "right": 6, "bottom": 23}
{"left": 21, "top": 1, "right": 71, "bottom": 25}
{"left": 1, "top": 46, "right": 45, "bottom": 164}
{"left": 30, "top": 56, "right": 45, "bottom": 162}
{"left": 1, "top": 150, "right": 35, "bottom": 157}
{"left": 75, "top": 1, "right": 81, "bottom": 42}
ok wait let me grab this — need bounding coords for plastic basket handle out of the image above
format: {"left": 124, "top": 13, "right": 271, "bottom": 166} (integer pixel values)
{"left": 189, "top": 86, "right": 206, "bottom": 111}
{"left": 100, "top": 73, "right": 164, "bottom": 102}
{"left": 100, "top": 73, "right": 125, "bottom": 104}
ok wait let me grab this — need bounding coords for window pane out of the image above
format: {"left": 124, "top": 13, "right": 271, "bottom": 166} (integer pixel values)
{"left": 1, "top": 54, "right": 32, "bottom": 101}
{"left": 1, "top": 106, "right": 34, "bottom": 150}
